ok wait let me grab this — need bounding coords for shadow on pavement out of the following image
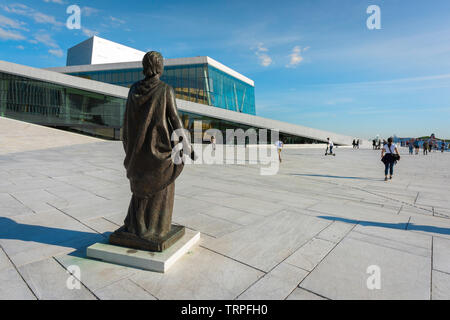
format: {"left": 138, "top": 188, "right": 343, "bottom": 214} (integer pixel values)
{"left": 291, "top": 173, "right": 382, "bottom": 181}
{"left": 0, "top": 217, "right": 109, "bottom": 256}
{"left": 319, "top": 216, "right": 450, "bottom": 236}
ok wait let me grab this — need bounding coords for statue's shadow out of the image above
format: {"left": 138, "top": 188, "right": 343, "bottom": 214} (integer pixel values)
{"left": 0, "top": 217, "right": 109, "bottom": 257}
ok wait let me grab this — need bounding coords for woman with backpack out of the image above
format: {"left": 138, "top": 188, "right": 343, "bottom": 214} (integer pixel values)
{"left": 381, "top": 137, "right": 400, "bottom": 181}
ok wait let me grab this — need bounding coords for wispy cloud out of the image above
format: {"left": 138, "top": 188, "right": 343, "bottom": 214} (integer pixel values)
{"left": 109, "top": 16, "right": 125, "bottom": 24}
{"left": 48, "top": 48, "right": 63, "bottom": 57}
{"left": 43, "top": 0, "right": 66, "bottom": 4}
{"left": 0, "top": 27, "right": 25, "bottom": 40}
{"left": 82, "top": 6, "right": 99, "bottom": 17}
{"left": 286, "top": 45, "right": 307, "bottom": 68}
{"left": 82, "top": 27, "right": 99, "bottom": 37}
{"left": 34, "top": 32, "right": 59, "bottom": 48}
{"left": 325, "top": 97, "right": 354, "bottom": 105}
{"left": 255, "top": 43, "right": 272, "bottom": 67}
{"left": 0, "top": 14, "right": 28, "bottom": 30}
{"left": 3, "top": 3, "right": 63, "bottom": 27}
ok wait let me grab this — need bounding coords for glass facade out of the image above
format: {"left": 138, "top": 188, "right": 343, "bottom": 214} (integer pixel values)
{"left": 1, "top": 71, "right": 318, "bottom": 144}
{"left": 66, "top": 63, "right": 256, "bottom": 115}
{"left": 178, "top": 112, "right": 320, "bottom": 145}
{"left": 0, "top": 72, "right": 125, "bottom": 139}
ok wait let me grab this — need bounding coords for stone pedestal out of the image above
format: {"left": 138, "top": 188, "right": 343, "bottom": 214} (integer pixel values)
{"left": 109, "top": 224, "right": 185, "bottom": 252}
{"left": 86, "top": 229, "right": 200, "bottom": 273}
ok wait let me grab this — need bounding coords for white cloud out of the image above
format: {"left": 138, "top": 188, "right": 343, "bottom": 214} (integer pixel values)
{"left": 0, "top": 26, "right": 25, "bottom": 40}
{"left": 48, "top": 48, "right": 63, "bottom": 57}
{"left": 82, "top": 6, "right": 99, "bottom": 17}
{"left": 43, "top": 0, "right": 66, "bottom": 4}
{"left": 255, "top": 43, "right": 272, "bottom": 67}
{"left": 82, "top": 27, "right": 99, "bottom": 37}
{"left": 0, "top": 14, "right": 28, "bottom": 30}
{"left": 286, "top": 45, "right": 304, "bottom": 68}
{"left": 325, "top": 97, "right": 354, "bottom": 105}
{"left": 16, "top": 44, "right": 24, "bottom": 49}
{"left": 3, "top": 3, "right": 63, "bottom": 27}
{"left": 34, "top": 32, "right": 59, "bottom": 48}
{"left": 109, "top": 16, "right": 125, "bottom": 24}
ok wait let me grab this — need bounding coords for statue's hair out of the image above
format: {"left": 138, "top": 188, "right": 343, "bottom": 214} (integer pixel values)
{"left": 142, "top": 51, "right": 164, "bottom": 77}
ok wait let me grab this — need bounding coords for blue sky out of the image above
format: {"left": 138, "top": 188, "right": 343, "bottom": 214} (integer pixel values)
{"left": 1, "top": 0, "right": 450, "bottom": 139}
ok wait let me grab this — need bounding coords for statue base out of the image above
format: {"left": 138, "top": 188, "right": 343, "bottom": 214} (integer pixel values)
{"left": 87, "top": 228, "right": 200, "bottom": 273}
{"left": 109, "top": 224, "right": 185, "bottom": 252}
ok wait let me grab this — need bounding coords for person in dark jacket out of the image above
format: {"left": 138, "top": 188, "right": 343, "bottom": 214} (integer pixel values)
{"left": 381, "top": 137, "right": 400, "bottom": 181}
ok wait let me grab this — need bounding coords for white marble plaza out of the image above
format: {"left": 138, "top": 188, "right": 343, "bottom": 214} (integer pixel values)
{"left": 1, "top": 117, "right": 449, "bottom": 300}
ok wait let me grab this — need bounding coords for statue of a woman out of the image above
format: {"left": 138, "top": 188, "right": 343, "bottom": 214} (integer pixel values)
{"left": 110, "top": 51, "right": 194, "bottom": 251}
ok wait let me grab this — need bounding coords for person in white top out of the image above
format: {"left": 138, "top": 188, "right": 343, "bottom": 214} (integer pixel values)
{"left": 381, "top": 137, "right": 400, "bottom": 181}
{"left": 275, "top": 140, "right": 283, "bottom": 162}
{"left": 326, "top": 138, "right": 335, "bottom": 155}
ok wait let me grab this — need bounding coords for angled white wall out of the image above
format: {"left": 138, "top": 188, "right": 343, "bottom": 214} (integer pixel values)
{"left": 66, "top": 36, "right": 146, "bottom": 66}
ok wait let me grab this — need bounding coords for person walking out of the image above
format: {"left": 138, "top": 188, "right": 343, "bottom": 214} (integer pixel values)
{"left": 353, "top": 139, "right": 356, "bottom": 149}
{"left": 408, "top": 141, "right": 414, "bottom": 155}
{"left": 423, "top": 140, "right": 429, "bottom": 155}
{"left": 275, "top": 139, "right": 283, "bottom": 162}
{"left": 326, "top": 138, "right": 335, "bottom": 156}
{"left": 381, "top": 137, "right": 400, "bottom": 181}
{"left": 413, "top": 139, "right": 420, "bottom": 155}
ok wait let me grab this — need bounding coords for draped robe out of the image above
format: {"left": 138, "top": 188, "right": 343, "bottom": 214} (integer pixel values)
{"left": 121, "top": 76, "right": 189, "bottom": 239}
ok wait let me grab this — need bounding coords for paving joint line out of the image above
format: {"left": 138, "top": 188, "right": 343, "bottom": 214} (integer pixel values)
{"left": 296, "top": 223, "right": 358, "bottom": 295}
{"left": 46, "top": 202, "right": 104, "bottom": 236}
{"left": 0, "top": 244, "right": 39, "bottom": 300}
{"left": 430, "top": 237, "right": 434, "bottom": 300}
{"left": 235, "top": 221, "right": 332, "bottom": 300}
{"left": 8, "top": 193, "right": 37, "bottom": 214}
{"left": 52, "top": 256, "right": 100, "bottom": 300}
{"left": 128, "top": 277, "right": 159, "bottom": 300}
{"left": 199, "top": 245, "right": 266, "bottom": 274}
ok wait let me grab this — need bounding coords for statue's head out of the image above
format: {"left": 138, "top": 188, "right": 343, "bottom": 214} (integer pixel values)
{"left": 142, "top": 51, "right": 164, "bottom": 78}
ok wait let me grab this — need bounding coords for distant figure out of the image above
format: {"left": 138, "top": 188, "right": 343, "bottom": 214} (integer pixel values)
{"left": 377, "top": 139, "right": 381, "bottom": 150}
{"left": 275, "top": 140, "right": 283, "bottom": 162}
{"left": 381, "top": 137, "right": 400, "bottom": 181}
{"left": 413, "top": 139, "right": 420, "bottom": 155}
{"left": 356, "top": 138, "right": 360, "bottom": 149}
{"left": 423, "top": 140, "right": 429, "bottom": 155}
{"left": 210, "top": 135, "right": 216, "bottom": 151}
{"left": 353, "top": 139, "right": 357, "bottom": 149}
{"left": 441, "top": 142, "right": 446, "bottom": 153}
{"left": 408, "top": 141, "right": 414, "bottom": 155}
{"left": 372, "top": 139, "right": 376, "bottom": 150}
{"left": 325, "top": 138, "right": 335, "bottom": 156}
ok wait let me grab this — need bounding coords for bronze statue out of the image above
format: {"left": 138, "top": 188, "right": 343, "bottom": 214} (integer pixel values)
{"left": 109, "top": 51, "right": 194, "bottom": 252}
